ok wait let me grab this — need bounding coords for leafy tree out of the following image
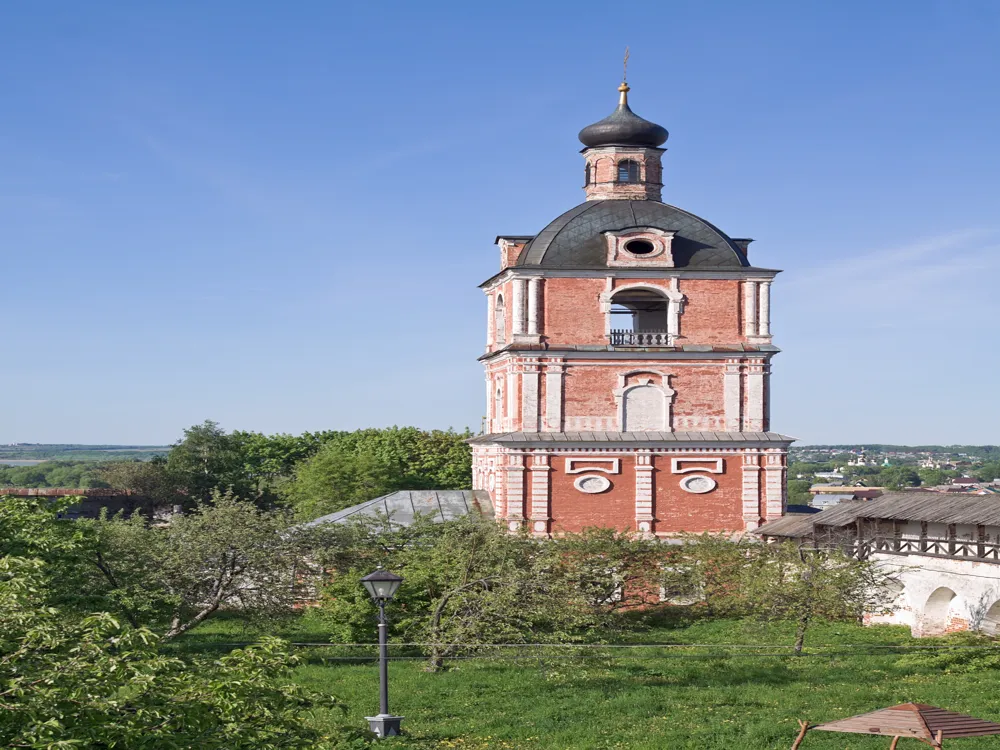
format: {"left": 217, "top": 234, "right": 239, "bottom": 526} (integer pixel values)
{"left": 787, "top": 479, "right": 813, "bottom": 506}
{"left": 167, "top": 420, "right": 252, "bottom": 504}
{"left": 918, "top": 468, "right": 949, "bottom": 487}
{"left": 0, "top": 460, "right": 111, "bottom": 489}
{"left": 557, "top": 527, "right": 664, "bottom": 614}
{"left": 876, "top": 466, "right": 921, "bottom": 489}
{"left": 283, "top": 446, "right": 399, "bottom": 520}
{"left": 0, "top": 513, "right": 347, "bottom": 748}
{"left": 87, "top": 492, "right": 311, "bottom": 639}
{"left": 99, "top": 456, "right": 184, "bottom": 507}
{"left": 317, "top": 515, "right": 594, "bottom": 671}
{"left": 740, "top": 541, "right": 896, "bottom": 654}
{"left": 974, "top": 461, "right": 1000, "bottom": 483}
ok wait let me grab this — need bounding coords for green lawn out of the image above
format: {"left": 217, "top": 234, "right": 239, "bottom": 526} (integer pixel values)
{"left": 182, "top": 614, "right": 1000, "bottom": 749}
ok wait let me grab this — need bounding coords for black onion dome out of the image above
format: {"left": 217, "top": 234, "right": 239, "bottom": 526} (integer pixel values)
{"left": 517, "top": 200, "right": 748, "bottom": 269}
{"left": 578, "top": 83, "right": 668, "bottom": 149}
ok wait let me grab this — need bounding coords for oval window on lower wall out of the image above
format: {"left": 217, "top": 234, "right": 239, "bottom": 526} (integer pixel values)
{"left": 679, "top": 475, "right": 717, "bottom": 494}
{"left": 574, "top": 474, "right": 612, "bottom": 494}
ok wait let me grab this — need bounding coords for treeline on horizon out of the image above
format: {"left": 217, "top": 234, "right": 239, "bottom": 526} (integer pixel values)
{"left": 1, "top": 422, "right": 474, "bottom": 521}
{"left": 799, "top": 444, "right": 1000, "bottom": 456}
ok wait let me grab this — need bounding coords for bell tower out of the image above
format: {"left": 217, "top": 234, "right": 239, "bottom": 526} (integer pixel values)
{"left": 469, "top": 78, "right": 793, "bottom": 538}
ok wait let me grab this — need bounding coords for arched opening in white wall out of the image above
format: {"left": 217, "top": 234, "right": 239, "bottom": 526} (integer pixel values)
{"left": 622, "top": 385, "right": 666, "bottom": 432}
{"left": 922, "top": 587, "right": 959, "bottom": 636}
{"left": 981, "top": 600, "right": 1000, "bottom": 636}
{"left": 495, "top": 294, "right": 506, "bottom": 344}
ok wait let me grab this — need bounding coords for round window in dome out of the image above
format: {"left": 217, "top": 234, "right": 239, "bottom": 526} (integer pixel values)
{"left": 624, "top": 239, "right": 656, "bottom": 256}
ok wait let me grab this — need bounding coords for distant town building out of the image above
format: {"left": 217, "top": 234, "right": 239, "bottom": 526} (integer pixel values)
{"left": 469, "top": 78, "right": 792, "bottom": 536}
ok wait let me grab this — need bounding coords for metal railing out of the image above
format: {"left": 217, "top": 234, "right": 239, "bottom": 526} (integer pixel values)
{"left": 608, "top": 329, "right": 674, "bottom": 347}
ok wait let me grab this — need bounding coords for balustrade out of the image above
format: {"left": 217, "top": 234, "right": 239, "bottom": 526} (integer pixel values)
{"left": 608, "top": 329, "right": 673, "bottom": 347}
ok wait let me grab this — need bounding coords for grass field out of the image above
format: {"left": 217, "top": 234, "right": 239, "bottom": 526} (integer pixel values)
{"left": 181, "top": 613, "right": 1000, "bottom": 749}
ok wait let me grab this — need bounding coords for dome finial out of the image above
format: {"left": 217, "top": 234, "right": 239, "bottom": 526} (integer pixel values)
{"left": 619, "top": 46, "right": 631, "bottom": 106}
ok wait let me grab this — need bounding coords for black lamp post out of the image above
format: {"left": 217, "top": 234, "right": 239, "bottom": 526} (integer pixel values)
{"left": 360, "top": 567, "right": 404, "bottom": 738}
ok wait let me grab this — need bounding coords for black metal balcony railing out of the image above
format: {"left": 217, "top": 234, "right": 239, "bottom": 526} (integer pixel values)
{"left": 608, "top": 329, "right": 673, "bottom": 347}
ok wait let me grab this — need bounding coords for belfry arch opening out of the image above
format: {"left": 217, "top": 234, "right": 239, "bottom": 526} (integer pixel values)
{"left": 610, "top": 288, "right": 668, "bottom": 332}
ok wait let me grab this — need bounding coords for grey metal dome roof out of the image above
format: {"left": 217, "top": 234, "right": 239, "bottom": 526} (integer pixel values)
{"left": 517, "top": 200, "right": 749, "bottom": 269}
{"left": 578, "top": 83, "right": 668, "bottom": 149}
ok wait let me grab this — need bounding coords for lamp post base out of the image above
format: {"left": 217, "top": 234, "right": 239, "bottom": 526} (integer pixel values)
{"left": 366, "top": 714, "right": 404, "bottom": 737}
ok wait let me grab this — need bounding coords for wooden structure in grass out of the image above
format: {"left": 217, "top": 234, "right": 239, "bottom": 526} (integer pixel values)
{"left": 790, "top": 703, "right": 1000, "bottom": 748}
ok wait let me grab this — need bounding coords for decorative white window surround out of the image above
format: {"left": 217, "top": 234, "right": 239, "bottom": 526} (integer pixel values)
{"left": 565, "top": 458, "right": 621, "bottom": 475}
{"left": 603, "top": 227, "right": 677, "bottom": 268}
{"left": 613, "top": 371, "right": 675, "bottom": 432}
{"left": 679, "top": 475, "right": 717, "bottom": 494}
{"left": 670, "top": 458, "right": 724, "bottom": 475}
{"left": 600, "top": 279, "right": 685, "bottom": 344}
{"left": 574, "top": 474, "right": 612, "bottom": 494}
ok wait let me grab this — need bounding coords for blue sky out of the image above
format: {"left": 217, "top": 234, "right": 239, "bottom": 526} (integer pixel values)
{"left": 2, "top": 1, "right": 998, "bottom": 445}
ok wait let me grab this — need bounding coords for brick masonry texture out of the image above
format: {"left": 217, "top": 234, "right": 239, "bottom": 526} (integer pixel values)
{"left": 677, "top": 279, "right": 742, "bottom": 344}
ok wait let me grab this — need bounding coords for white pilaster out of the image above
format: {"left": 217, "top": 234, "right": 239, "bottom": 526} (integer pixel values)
{"left": 744, "top": 280, "right": 758, "bottom": 337}
{"left": 764, "top": 452, "right": 786, "bottom": 520}
{"left": 512, "top": 278, "right": 527, "bottom": 336}
{"left": 485, "top": 376, "right": 493, "bottom": 432}
{"left": 741, "top": 452, "right": 761, "bottom": 530}
{"left": 527, "top": 278, "right": 542, "bottom": 336}
{"left": 505, "top": 453, "right": 526, "bottom": 530}
{"left": 529, "top": 452, "right": 551, "bottom": 536}
{"left": 506, "top": 364, "right": 518, "bottom": 432}
{"left": 758, "top": 281, "right": 771, "bottom": 337}
{"left": 745, "top": 361, "right": 764, "bottom": 432}
{"left": 543, "top": 361, "right": 564, "bottom": 432}
{"left": 723, "top": 360, "right": 742, "bottom": 432}
{"left": 635, "top": 451, "right": 654, "bottom": 535}
{"left": 486, "top": 293, "right": 495, "bottom": 348}
{"left": 521, "top": 363, "right": 540, "bottom": 432}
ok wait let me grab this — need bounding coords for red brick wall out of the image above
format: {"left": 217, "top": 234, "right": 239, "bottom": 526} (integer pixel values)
{"left": 677, "top": 279, "right": 741, "bottom": 344}
{"left": 671, "top": 366, "right": 724, "bottom": 420}
{"left": 563, "top": 367, "right": 618, "bottom": 418}
{"left": 654, "top": 455, "right": 744, "bottom": 533}
{"left": 550, "top": 455, "right": 638, "bottom": 533}
{"left": 547, "top": 453, "right": 744, "bottom": 534}
{"left": 543, "top": 278, "right": 606, "bottom": 345}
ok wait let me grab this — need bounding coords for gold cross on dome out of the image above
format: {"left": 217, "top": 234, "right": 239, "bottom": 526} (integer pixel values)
{"left": 623, "top": 46, "right": 630, "bottom": 82}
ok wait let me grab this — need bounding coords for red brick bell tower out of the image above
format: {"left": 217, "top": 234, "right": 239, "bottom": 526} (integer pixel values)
{"left": 469, "top": 78, "right": 793, "bottom": 537}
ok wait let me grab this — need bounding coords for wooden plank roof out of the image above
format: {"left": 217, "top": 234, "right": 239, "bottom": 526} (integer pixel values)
{"left": 815, "top": 703, "right": 1000, "bottom": 740}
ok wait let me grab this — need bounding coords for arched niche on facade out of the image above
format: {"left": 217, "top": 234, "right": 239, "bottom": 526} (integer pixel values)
{"left": 614, "top": 371, "right": 675, "bottom": 432}
{"left": 494, "top": 294, "right": 507, "bottom": 345}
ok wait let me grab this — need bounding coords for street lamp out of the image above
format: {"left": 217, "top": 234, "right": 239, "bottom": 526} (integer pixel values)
{"left": 360, "top": 567, "right": 404, "bottom": 738}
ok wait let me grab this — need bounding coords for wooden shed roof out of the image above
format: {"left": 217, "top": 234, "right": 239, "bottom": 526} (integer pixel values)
{"left": 815, "top": 703, "right": 1000, "bottom": 740}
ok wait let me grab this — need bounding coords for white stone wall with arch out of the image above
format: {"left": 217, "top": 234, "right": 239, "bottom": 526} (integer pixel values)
{"left": 866, "top": 553, "right": 1000, "bottom": 637}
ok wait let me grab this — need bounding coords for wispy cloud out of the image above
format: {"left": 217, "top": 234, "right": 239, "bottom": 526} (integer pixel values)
{"left": 783, "top": 228, "right": 1000, "bottom": 314}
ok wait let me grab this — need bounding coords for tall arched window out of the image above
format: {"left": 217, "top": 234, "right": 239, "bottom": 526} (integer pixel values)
{"left": 495, "top": 294, "right": 507, "bottom": 344}
{"left": 494, "top": 382, "right": 504, "bottom": 427}
{"left": 617, "top": 159, "right": 640, "bottom": 183}
{"left": 584, "top": 163, "right": 592, "bottom": 186}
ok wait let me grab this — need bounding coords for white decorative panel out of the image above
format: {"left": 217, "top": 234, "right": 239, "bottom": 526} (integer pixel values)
{"left": 679, "top": 475, "right": 717, "bottom": 494}
{"left": 574, "top": 475, "right": 612, "bottom": 494}
{"left": 622, "top": 385, "right": 665, "bottom": 431}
